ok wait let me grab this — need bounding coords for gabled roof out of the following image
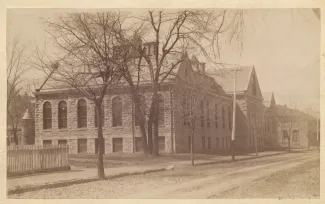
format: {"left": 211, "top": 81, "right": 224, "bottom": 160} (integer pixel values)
{"left": 208, "top": 65, "right": 254, "bottom": 94}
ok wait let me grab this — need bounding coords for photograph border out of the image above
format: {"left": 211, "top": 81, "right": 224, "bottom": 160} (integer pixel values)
{"left": 1, "top": 0, "right": 325, "bottom": 203}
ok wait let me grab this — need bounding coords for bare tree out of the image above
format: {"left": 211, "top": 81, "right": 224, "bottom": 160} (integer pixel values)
{"left": 7, "top": 37, "right": 28, "bottom": 145}
{"left": 115, "top": 9, "right": 244, "bottom": 156}
{"left": 34, "top": 12, "right": 126, "bottom": 179}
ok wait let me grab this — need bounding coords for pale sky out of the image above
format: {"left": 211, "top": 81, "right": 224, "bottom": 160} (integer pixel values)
{"left": 7, "top": 8, "right": 320, "bottom": 112}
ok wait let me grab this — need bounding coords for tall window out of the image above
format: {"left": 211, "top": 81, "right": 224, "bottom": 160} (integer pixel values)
{"left": 95, "top": 104, "right": 105, "bottom": 127}
{"left": 215, "top": 104, "right": 218, "bottom": 128}
{"left": 158, "top": 94, "right": 164, "bottom": 125}
{"left": 77, "top": 99, "right": 87, "bottom": 128}
{"left": 58, "top": 101, "right": 67, "bottom": 129}
{"left": 43, "top": 102, "right": 52, "bottom": 129}
{"left": 228, "top": 106, "right": 232, "bottom": 130}
{"left": 206, "top": 101, "right": 210, "bottom": 128}
{"left": 222, "top": 106, "right": 225, "bottom": 129}
{"left": 200, "top": 100, "right": 204, "bottom": 127}
{"left": 135, "top": 95, "right": 146, "bottom": 126}
{"left": 112, "top": 96, "right": 123, "bottom": 127}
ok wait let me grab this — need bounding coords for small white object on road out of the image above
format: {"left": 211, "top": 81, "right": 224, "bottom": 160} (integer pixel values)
{"left": 165, "top": 165, "right": 175, "bottom": 171}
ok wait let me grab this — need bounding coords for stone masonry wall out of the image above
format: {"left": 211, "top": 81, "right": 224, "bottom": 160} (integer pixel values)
{"left": 35, "top": 89, "right": 173, "bottom": 154}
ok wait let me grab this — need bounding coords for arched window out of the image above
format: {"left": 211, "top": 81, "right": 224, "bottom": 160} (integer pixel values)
{"left": 43, "top": 102, "right": 52, "bottom": 129}
{"left": 58, "top": 101, "right": 67, "bottom": 129}
{"left": 222, "top": 106, "right": 225, "bottom": 129}
{"left": 112, "top": 96, "right": 122, "bottom": 127}
{"left": 95, "top": 104, "right": 105, "bottom": 127}
{"left": 135, "top": 95, "right": 146, "bottom": 126}
{"left": 158, "top": 94, "right": 164, "bottom": 125}
{"left": 78, "top": 99, "right": 87, "bottom": 128}
{"left": 228, "top": 106, "right": 232, "bottom": 130}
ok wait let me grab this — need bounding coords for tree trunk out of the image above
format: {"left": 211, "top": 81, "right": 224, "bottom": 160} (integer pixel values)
{"left": 96, "top": 103, "right": 105, "bottom": 180}
{"left": 288, "top": 136, "right": 291, "bottom": 152}
{"left": 152, "top": 119, "right": 159, "bottom": 156}
{"left": 191, "top": 131, "right": 194, "bottom": 166}
{"left": 139, "top": 119, "right": 148, "bottom": 155}
{"left": 147, "top": 117, "right": 153, "bottom": 154}
{"left": 151, "top": 99, "right": 159, "bottom": 156}
{"left": 13, "top": 127, "right": 18, "bottom": 145}
{"left": 255, "top": 136, "right": 258, "bottom": 156}
{"left": 132, "top": 93, "right": 149, "bottom": 155}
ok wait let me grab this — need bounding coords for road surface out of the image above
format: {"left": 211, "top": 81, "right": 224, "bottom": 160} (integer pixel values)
{"left": 9, "top": 150, "right": 319, "bottom": 199}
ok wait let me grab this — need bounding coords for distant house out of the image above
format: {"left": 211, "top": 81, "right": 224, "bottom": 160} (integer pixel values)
{"left": 277, "top": 105, "right": 317, "bottom": 148}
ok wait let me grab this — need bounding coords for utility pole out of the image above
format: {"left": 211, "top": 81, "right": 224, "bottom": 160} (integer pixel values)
{"left": 253, "top": 120, "right": 258, "bottom": 156}
{"left": 231, "top": 67, "right": 242, "bottom": 161}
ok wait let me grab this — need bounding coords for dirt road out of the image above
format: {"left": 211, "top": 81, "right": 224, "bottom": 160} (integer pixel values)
{"left": 9, "top": 150, "right": 319, "bottom": 199}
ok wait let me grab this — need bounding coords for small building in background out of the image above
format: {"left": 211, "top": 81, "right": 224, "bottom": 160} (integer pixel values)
{"left": 277, "top": 105, "right": 317, "bottom": 148}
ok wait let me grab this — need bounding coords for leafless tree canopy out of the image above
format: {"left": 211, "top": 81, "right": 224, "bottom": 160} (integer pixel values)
{"left": 33, "top": 9, "right": 245, "bottom": 160}
{"left": 7, "top": 37, "right": 29, "bottom": 145}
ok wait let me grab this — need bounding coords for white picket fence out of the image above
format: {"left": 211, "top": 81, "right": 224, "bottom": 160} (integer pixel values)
{"left": 7, "top": 145, "right": 69, "bottom": 174}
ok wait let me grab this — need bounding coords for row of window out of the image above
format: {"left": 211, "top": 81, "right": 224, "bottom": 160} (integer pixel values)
{"left": 249, "top": 137, "right": 264, "bottom": 148}
{"left": 194, "top": 136, "right": 230, "bottom": 150}
{"left": 249, "top": 112, "right": 272, "bottom": 133}
{"left": 43, "top": 95, "right": 164, "bottom": 130}
{"left": 282, "top": 130, "right": 299, "bottom": 143}
{"left": 43, "top": 137, "right": 166, "bottom": 153}
{"left": 183, "top": 97, "right": 232, "bottom": 130}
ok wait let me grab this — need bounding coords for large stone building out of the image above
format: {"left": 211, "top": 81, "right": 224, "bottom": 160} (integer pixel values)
{"left": 33, "top": 48, "right": 277, "bottom": 154}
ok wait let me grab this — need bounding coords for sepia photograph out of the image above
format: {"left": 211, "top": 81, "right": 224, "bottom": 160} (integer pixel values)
{"left": 6, "top": 7, "right": 321, "bottom": 199}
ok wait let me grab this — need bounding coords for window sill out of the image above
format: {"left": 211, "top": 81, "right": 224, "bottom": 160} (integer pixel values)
{"left": 112, "top": 126, "right": 124, "bottom": 129}
{"left": 77, "top": 128, "right": 89, "bottom": 131}
{"left": 58, "top": 129, "right": 68, "bottom": 132}
{"left": 42, "top": 129, "right": 52, "bottom": 132}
